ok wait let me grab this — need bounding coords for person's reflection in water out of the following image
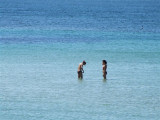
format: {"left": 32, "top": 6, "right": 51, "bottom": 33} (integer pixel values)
{"left": 103, "top": 78, "right": 107, "bottom": 83}
{"left": 78, "top": 78, "right": 83, "bottom": 82}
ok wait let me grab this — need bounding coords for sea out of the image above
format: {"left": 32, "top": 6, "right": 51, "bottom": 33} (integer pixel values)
{"left": 0, "top": 0, "right": 160, "bottom": 120}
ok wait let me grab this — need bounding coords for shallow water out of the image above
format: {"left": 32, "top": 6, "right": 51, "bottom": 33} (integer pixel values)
{"left": 0, "top": 0, "right": 160, "bottom": 120}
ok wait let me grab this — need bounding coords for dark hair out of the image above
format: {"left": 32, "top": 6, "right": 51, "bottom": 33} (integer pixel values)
{"left": 83, "top": 60, "right": 86, "bottom": 65}
{"left": 102, "top": 60, "right": 107, "bottom": 64}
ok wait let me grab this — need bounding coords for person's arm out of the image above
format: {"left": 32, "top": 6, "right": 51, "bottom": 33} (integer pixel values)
{"left": 103, "top": 65, "right": 107, "bottom": 72}
{"left": 81, "top": 65, "right": 84, "bottom": 73}
{"left": 103, "top": 65, "right": 105, "bottom": 71}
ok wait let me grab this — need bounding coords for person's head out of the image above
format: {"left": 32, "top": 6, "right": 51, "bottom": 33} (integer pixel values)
{"left": 83, "top": 60, "right": 86, "bottom": 65}
{"left": 102, "top": 60, "right": 107, "bottom": 65}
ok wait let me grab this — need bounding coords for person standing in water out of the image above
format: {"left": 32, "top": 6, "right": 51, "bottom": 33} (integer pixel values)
{"left": 77, "top": 61, "right": 86, "bottom": 79}
{"left": 102, "top": 60, "right": 107, "bottom": 79}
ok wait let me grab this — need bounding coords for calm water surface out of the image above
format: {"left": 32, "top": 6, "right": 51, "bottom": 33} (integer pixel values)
{"left": 0, "top": 0, "right": 160, "bottom": 120}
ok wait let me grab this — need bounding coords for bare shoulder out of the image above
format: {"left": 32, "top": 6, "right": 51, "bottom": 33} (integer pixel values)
{"left": 80, "top": 63, "right": 83, "bottom": 66}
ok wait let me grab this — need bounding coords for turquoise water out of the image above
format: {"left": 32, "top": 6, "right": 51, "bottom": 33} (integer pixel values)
{"left": 0, "top": 0, "right": 160, "bottom": 120}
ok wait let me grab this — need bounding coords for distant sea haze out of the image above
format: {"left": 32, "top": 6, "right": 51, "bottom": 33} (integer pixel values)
{"left": 0, "top": 0, "right": 160, "bottom": 120}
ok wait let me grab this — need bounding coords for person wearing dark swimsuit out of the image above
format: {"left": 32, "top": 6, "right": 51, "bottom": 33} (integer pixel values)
{"left": 77, "top": 61, "right": 86, "bottom": 79}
